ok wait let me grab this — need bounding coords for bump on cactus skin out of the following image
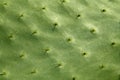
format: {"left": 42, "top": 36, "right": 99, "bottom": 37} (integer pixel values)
{"left": 0, "top": 0, "right": 120, "bottom": 80}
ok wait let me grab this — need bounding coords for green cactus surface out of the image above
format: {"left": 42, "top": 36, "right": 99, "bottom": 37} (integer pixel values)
{"left": 0, "top": 0, "right": 120, "bottom": 80}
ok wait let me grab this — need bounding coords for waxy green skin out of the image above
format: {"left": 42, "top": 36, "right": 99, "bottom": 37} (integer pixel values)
{"left": 0, "top": 0, "right": 120, "bottom": 80}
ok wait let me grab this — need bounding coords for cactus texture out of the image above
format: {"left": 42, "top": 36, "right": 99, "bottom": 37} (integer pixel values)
{"left": 0, "top": 0, "right": 120, "bottom": 80}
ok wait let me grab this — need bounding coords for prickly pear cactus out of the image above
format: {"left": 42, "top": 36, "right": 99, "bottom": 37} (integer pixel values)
{"left": 0, "top": 0, "right": 120, "bottom": 80}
